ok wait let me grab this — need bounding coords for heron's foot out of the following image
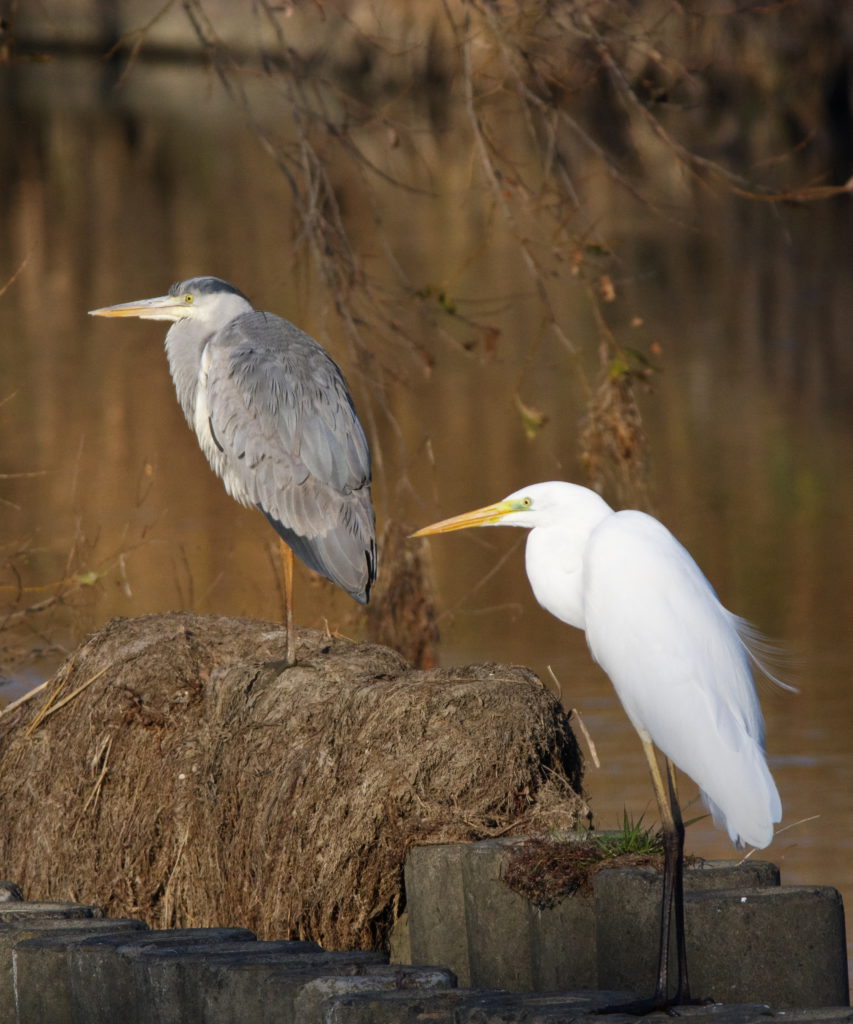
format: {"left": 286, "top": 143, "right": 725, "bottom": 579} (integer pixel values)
{"left": 283, "top": 621, "right": 296, "bottom": 666}
{"left": 593, "top": 993, "right": 714, "bottom": 1016}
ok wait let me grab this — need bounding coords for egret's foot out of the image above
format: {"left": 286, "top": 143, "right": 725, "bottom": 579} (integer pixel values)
{"left": 593, "top": 993, "right": 714, "bottom": 1016}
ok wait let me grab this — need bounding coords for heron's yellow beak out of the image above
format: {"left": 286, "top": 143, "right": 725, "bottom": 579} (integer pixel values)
{"left": 88, "top": 295, "right": 187, "bottom": 321}
{"left": 411, "top": 499, "right": 516, "bottom": 537}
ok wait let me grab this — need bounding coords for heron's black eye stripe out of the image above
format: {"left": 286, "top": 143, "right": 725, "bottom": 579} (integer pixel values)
{"left": 208, "top": 417, "right": 224, "bottom": 453}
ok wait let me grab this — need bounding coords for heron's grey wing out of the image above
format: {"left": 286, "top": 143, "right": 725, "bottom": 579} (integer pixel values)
{"left": 203, "top": 312, "right": 376, "bottom": 602}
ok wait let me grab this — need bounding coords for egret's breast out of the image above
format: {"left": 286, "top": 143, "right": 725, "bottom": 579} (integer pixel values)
{"left": 525, "top": 526, "right": 587, "bottom": 631}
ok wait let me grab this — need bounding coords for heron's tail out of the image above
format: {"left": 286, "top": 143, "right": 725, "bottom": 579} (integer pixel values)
{"left": 262, "top": 493, "right": 376, "bottom": 603}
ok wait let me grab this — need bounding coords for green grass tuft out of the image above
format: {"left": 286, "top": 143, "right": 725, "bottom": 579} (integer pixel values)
{"left": 591, "top": 811, "right": 663, "bottom": 857}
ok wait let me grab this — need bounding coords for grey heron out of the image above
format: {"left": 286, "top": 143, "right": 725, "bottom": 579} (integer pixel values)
{"left": 413, "top": 481, "right": 782, "bottom": 1011}
{"left": 90, "top": 276, "right": 376, "bottom": 662}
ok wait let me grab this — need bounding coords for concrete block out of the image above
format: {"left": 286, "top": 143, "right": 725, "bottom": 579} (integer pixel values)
{"left": 293, "top": 964, "right": 455, "bottom": 1023}
{"left": 525, "top": 891, "right": 597, "bottom": 992}
{"left": 0, "top": 896, "right": 105, "bottom": 1006}
{"left": 680, "top": 859, "right": 780, "bottom": 891}
{"left": 139, "top": 945, "right": 386, "bottom": 1024}
{"left": 461, "top": 838, "right": 534, "bottom": 991}
{"left": 461, "top": 837, "right": 597, "bottom": 992}
{"left": 0, "top": 902, "right": 102, "bottom": 924}
{"left": 405, "top": 842, "right": 470, "bottom": 983}
{"left": 12, "top": 921, "right": 146, "bottom": 1024}
{"left": 451, "top": 990, "right": 655, "bottom": 1023}
{"left": 406, "top": 842, "right": 776, "bottom": 997}
{"left": 686, "top": 885, "right": 849, "bottom": 1008}
{"left": 66, "top": 927, "right": 257, "bottom": 1024}
{"left": 0, "top": 914, "right": 139, "bottom": 1024}
{"left": 323, "top": 987, "right": 505, "bottom": 1024}
{"left": 596, "top": 868, "right": 848, "bottom": 1009}
{"left": 779, "top": 1011, "right": 853, "bottom": 1024}
{"left": 451, "top": 996, "right": 825, "bottom": 1024}
{"left": 322, "top": 988, "right": 634, "bottom": 1024}
{"left": 595, "top": 859, "right": 783, "bottom": 998}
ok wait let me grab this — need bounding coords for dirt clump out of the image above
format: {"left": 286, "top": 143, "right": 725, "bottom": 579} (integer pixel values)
{"left": 0, "top": 612, "right": 585, "bottom": 949}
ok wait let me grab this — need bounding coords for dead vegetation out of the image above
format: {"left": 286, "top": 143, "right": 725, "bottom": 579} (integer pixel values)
{"left": 0, "top": 470, "right": 155, "bottom": 678}
{"left": 366, "top": 519, "right": 440, "bottom": 668}
{"left": 503, "top": 835, "right": 664, "bottom": 908}
{"left": 502, "top": 825, "right": 707, "bottom": 909}
{"left": 0, "top": 533, "right": 126, "bottom": 676}
{"left": 0, "top": 611, "right": 585, "bottom": 948}
{"left": 171, "top": 0, "right": 851, "bottom": 510}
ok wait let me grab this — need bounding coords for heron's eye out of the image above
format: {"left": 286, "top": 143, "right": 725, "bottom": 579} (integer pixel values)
{"left": 183, "top": 294, "right": 194, "bottom": 304}
{"left": 520, "top": 496, "right": 532, "bottom": 508}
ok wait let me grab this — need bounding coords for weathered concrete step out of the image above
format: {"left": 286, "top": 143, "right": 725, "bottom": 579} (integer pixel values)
{"left": 401, "top": 839, "right": 849, "bottom": 1008}
{"left": 5, "top": 839, "right": 850, "bottom": 1024}
{"left": 323, "top": 988, "right": 853, "bottom": 1023}
{"left": 8, "top": 916, "right": 456, "bottom": 1024}
{"left": 404, "top": 838, "right": 779, "bottom": 989}
{"left": 596, "top": 872, "right": 848, "bottom": 1007}
{"left": 133, "top": 946, "right": 389, "bottom": 1024}
{"left": 0, "top": 908, "right": 147, "bottom": 1024}
{"left": 13, "top": 926, "right": 259, "bottom": 1024}
{"left": 3, "top": 901, "right": 851, "bottom": 1024}
{"left": 0, "top": 902, "right": 103, "bottom": 924}
{"left": 292, "top": 966, "right": 459, "bottom": 1023}
{"left": 322, "top": 987, "right": 618, "bottom": 1023}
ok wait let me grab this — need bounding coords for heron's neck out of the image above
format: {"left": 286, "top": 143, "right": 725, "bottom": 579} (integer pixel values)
{"left": 165, "top": 320, "right": 212, "bottom": 426}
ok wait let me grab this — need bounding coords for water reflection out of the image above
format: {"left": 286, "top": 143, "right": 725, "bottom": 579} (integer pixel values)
{"left": 3, "top": 54, "right": 853, "bottom": 982}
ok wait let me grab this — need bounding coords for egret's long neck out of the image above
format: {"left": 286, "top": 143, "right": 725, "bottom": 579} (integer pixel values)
{"left": 524, "top": 501, "right": 611, "bottom": 631}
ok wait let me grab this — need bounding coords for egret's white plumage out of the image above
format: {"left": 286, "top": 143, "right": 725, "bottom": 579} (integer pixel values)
{"left": 413, "top": 480, "right": 781, "bottom": 850}
{"left": 413, "top": 479, "right": 784, "bottom": 1008}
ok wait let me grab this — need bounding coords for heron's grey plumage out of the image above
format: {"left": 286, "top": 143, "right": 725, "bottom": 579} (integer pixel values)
{"left": 91, "top": 276, "right": 376, "bottom": 603}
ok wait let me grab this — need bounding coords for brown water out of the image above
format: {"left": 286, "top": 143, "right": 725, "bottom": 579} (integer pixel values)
{"left": 3, "top": 55, "right": 853, "bottom": 985}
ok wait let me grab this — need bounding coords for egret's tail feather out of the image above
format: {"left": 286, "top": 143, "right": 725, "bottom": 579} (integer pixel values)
{"left": 732, "top": 614, "right": 799, "bottom": 694}
{"left": 701, "top": 739, "right": 782, "bottom": 850}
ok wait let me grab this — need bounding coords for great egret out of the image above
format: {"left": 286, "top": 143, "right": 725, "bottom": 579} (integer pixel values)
{"left": 412, "top": 480, "right": 782, "bottom": 1011}
{"left": 90, "top": 277, "right": 376, "bottom": 662}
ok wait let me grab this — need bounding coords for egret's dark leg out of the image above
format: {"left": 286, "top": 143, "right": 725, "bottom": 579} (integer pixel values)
{"left": 666, "top": 758, "right": 691, "bottom": 1005}
{"left": 595, "top": 736, "right": 689, "bottom": 1015}
{"left": 279, "top": 539, "right": 295, "bottom": 665}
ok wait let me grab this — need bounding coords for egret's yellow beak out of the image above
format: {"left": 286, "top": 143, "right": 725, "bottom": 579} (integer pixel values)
{"left": 88, "top": 295, "right": 186, "bottom": 321}
{"left": 411, "top": 499, "right": 516, "bottom": 537}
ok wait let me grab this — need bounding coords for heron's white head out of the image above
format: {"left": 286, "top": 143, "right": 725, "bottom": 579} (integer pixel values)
{"left": 411, "top": 481, "right": 613, "bottom": 537}
{"left": 88, "top": 276, "right": 253, "bottom": 326}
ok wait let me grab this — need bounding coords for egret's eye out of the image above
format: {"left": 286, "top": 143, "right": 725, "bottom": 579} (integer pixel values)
{"left": 183, "top": 294, "right": 194, "bottom": 304}
{"left": 520, "top": 496, "right": 532, "bottom": 508}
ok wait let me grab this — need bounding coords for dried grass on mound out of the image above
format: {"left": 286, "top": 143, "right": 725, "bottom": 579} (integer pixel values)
{"left": 0, "top": 612, "right": 586, "bottom": 949}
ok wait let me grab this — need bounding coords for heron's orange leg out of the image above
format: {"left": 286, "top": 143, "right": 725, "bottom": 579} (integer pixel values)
{"left": 279, "top": 540, "right": 295, "bottom": 665}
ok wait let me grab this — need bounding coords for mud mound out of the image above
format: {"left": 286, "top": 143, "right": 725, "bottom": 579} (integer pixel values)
{"left": 0, "top": 613, "right": 585, "bottom": 949}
